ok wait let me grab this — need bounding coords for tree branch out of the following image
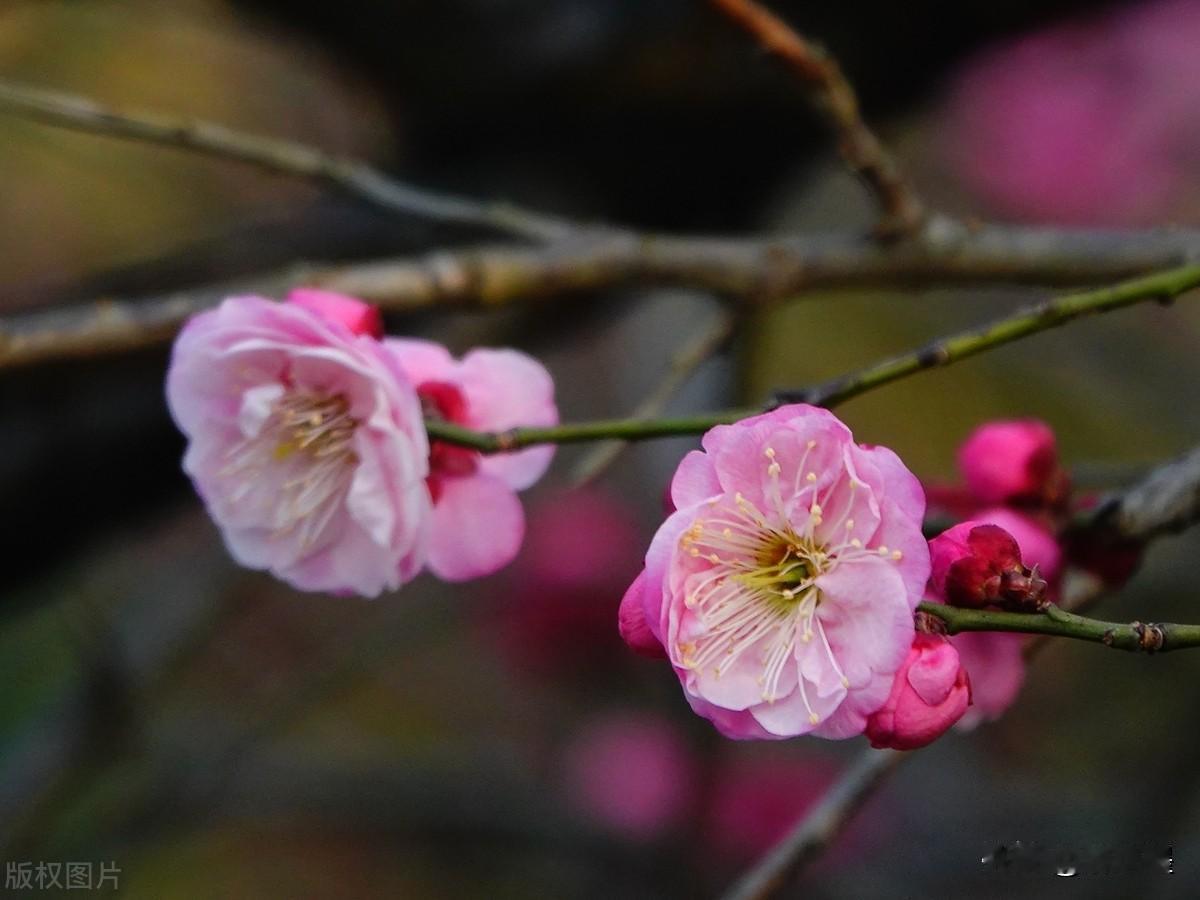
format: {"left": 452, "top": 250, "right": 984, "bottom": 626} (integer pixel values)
{"left": 709, "top": 0, "right": 924, "bottom": 233}
{"left": 423, "top": 264, "right": 1200, "bottom": 451}
{"left": 0, "top": 79, "right": 571, "bottom": 242}
{"left": 6, "top": 221, "right": 1200, "bottom": 370}
{"left": 918, "top": 603, "right": 1200, "bottom": 653}
{"left": 776, "top": 262, "right": 1200, "bottom": 407}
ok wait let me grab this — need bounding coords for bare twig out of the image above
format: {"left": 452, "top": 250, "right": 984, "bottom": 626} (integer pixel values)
{"left": 5, "top": 219, "right": 1200, "bottom": 371}
{"left": 720, "top": 748, "right": 904, "bottom": 900}
{"left": 569, "top": 310, "right": 737, "bottom": 486}
{"left": 0, "top": 79, "right": 571, "bottom": 242}
{"left": 709, "top": 0, "right": 924, "bottom": 234}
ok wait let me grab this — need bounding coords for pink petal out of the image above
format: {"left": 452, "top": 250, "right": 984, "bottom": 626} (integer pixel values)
{"left": 460, "top": 348, "right": 558, "bottom": 490}
{"left": 426, "top": 474, "right": 525, "bottom": 582}
{"left": 670, "top": 450, "right": 722, "bottom": 509}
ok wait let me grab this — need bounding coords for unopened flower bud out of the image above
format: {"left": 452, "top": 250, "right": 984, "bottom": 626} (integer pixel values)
{"left": 865, "top": 633, "right": 971, "bottom": 751}
{"left": 929, "top": 521, "right": 1048, "bottom": 610}
{"left": 957, "top": 419, "right": 1069, "bottom": 508}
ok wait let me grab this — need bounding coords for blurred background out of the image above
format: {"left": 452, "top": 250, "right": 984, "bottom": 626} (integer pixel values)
{"left": 3, "top": 0, "right": 1200, "bottom": 896}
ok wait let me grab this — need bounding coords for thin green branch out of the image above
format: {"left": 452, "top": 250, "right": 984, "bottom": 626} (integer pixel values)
{"left": 0, "top": 79, "right": 570, "bottom": 242}
{"left": 918, "top": 602, "right": 1200, "bottom": 653}
{"left": 426, "top": 264, "right": 1200, "bottom": 451}
{"left": 782, "top": 262, "right": 1200, "bottom": 406}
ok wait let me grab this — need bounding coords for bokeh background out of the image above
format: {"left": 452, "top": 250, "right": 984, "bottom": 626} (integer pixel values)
{"left": 3, "top": 0, "right": 1200, "bottom": 896}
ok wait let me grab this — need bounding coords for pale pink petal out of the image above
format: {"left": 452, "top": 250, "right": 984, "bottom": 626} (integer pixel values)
{"left": 385, "top": 337, "right": 457, "bottom": 384}
{"left": 460, "top": 348, "right": 558, "bottom": 490}
{"left": 426, "top": 474, "right": 525, "bottom": 582}
{"left": 815, "top": 559, "right": 913, "bottom": 689}
{"left": 670, "top": 450, "right": 722, "bottom": 509}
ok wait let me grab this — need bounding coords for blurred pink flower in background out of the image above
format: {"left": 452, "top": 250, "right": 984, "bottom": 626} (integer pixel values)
{"left": 702, "top": 753, "right": 841, "bottom": 864}
{"left": 166, "top": 295, "right": 431, "bottom": 597}
{"left": 387, "top": 339, "right": 558, "bottom": 581}
{"left": 865, "top": 633, "right": 971, "bottom": 750}
{"left": 490, "top": 488, "right": 644, "bottom": 674}
{"left": 559, "top": 712, "right": 697, "bottom": 841}
{"left": 944, "top": 0, "right": 1200, "bottom": 224}
{"left": 624, "top": 405, "right": 930, "bottom": 741}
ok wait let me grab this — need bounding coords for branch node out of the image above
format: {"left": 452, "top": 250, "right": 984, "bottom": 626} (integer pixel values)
{"left": 1135, "top": 621, "right": 1165, "bottom": 653}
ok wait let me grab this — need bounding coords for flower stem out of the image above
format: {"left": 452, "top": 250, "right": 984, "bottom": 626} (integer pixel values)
{"left": 427, "top": 264, "right": 1200, "bottom": 452}
{"left": 917, "top": 602, "right": 1200, "bottom": 653}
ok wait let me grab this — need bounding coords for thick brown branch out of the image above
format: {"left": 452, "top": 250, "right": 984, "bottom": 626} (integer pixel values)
{"left": 6, "top": 221, "right": 1200, "bottom": 370}
{"left": 709, "top": 0, "right": 924, "bottom": 234}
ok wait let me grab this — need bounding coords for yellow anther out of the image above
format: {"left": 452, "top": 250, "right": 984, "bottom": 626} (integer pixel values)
{"left": 722, "top": 528, "right": 733, "bottom": 538}
{"left": 891, "top": 550, "right": 903, "bottom": 560}
{"left": 690, "top": 547, "right": 700, "bottom": 557}
{"left": 806, "top": 472, "right": 817, "bottom": 483}
{"left": 811, "top": 516, "right": 823, "bottom": 526}
{"left": 877, "top": 545, "right": 890, "bottom": 556}
{"left": 845, "top": 518, "right": 855, "bottom": 530}
{"left": 707, "top": 553, "right": 721, "bottom": 564}
{"left": 811, "top": 503, "right": 823, "bottom": 516}
{"left": 808, "top": 713, "right": 820, "bottom": 725}
{"left": 850, "top": 538, "right": 863, "bottom": 549}
{"left": 764, "top": 447, "right": 776, "bottom": 459}
{"left": 767, "top": 462, "right": 781, "bottom": 476}
{"left": 841, "top": 676, "right": 850, "bottom": 688}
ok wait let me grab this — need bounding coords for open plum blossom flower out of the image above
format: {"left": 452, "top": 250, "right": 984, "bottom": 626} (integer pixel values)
{"left": 620, "top": 405, "right": 930, "bottom": 740}
{"left": 865, "top": 633, "right": 971, "bottom": 750}
{"left": 166, "top": 294, "right": 430, "bottom": 597}
{"left": 385, "top": 339, "right": 557, "bottom": 581}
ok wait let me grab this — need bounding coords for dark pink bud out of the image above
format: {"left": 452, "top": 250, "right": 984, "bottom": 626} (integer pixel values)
{"left": 865, "top": 633, "right": 972, "bottom": 751}
{"left": 930, "top": 521, "right": 1047, "bottom": 610}
{"left": 287, "top": 288, "right": 383, "bottom": 338}
{"left": 957, "top": 419, "right": 1069, "bottom": 508}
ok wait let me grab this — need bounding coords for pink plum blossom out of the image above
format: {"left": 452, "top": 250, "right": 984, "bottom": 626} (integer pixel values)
{"left": 559, "top": 712, "right": 697, "bottom": 840}
{"left": 621, "top": 404, "right": 930, "bottom": 740}
{"left": 943, "top": 0, "right": 1200, "bottom": 225}
{"left": 386, "top": 339, "right": 557, "bottom": 582}
{"left": 166, "top": 295, "right": 431, "bottom": 597}
{"left": 932, "top": 509, "right": 1063, "bottom": 729}
{"left": 957, "top": 419, "right": 1067, "bottom": 508}
{"left": 287, "top": 288, "right": 383, "bottom": 338}
{"left": 865, "top": 633, "right": 971, "bottom": 750}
